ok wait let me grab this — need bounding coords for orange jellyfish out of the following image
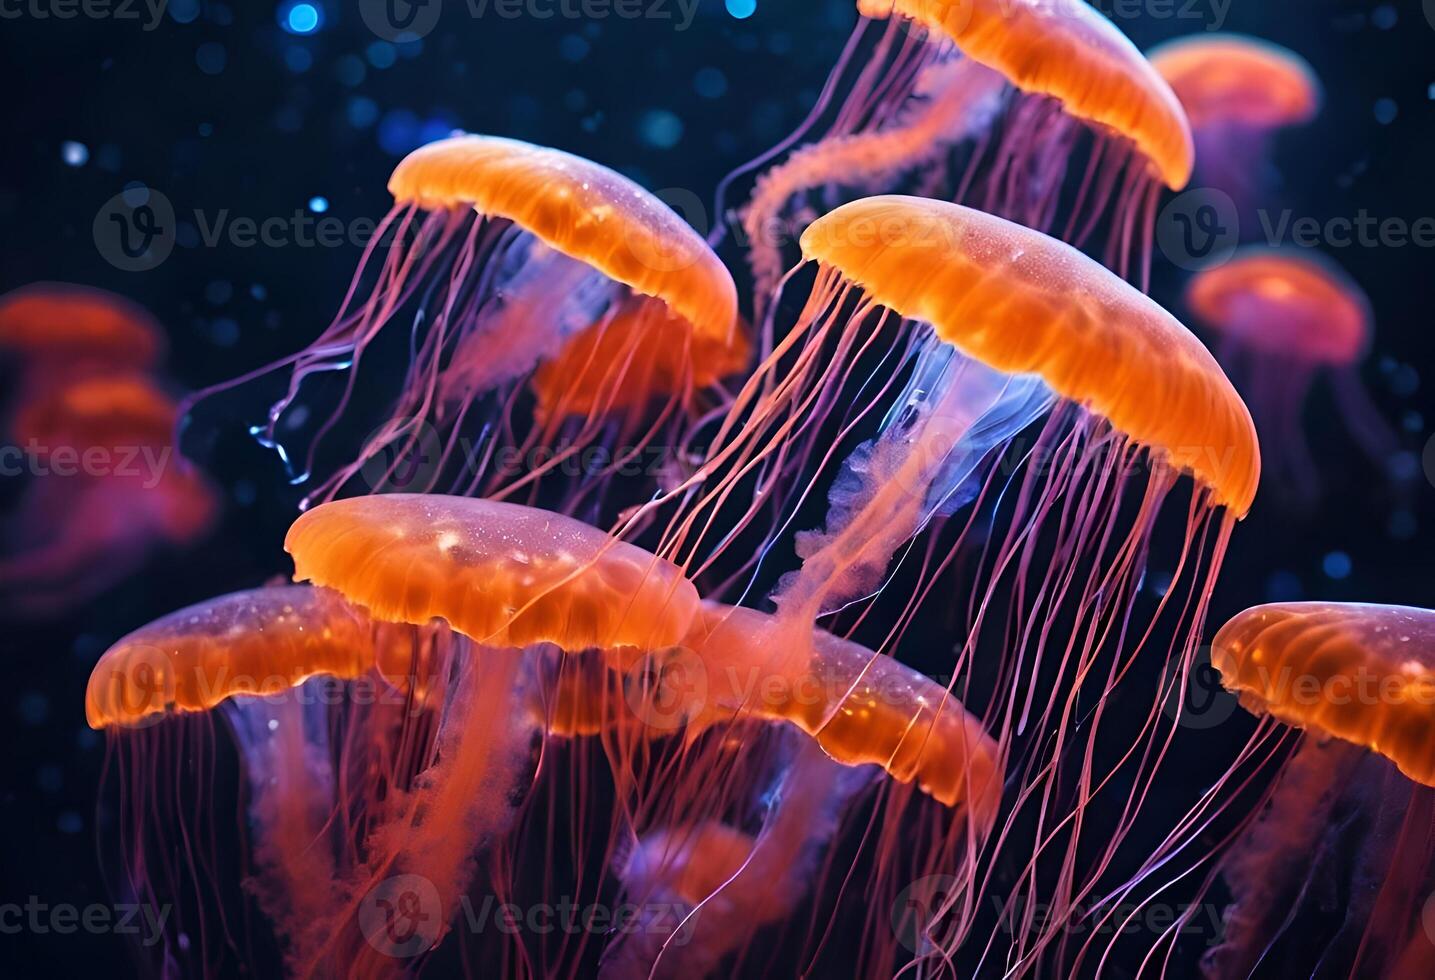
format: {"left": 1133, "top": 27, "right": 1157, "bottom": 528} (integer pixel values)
{"left": 1185, "top": 247, "right": 1402, "bottom": 501}
{"left": 638, "top": 195, "right": 1257, "bottom": 972}
{"left": 1150, "top": 34, "right": 1319, "bottom": 215}
{"left": 587, "top": 599, "right": 1002, "bottom": 978}
{"left": 0, "top": 375, "right": 216, "bottom": 616}
{"left": 89, "top": 494, "right": 700, "bottom": 976}
{"left": 725, "top": 0, "right": 1192, "bottom": 310}
{"left": 1192, "top": 603, "right": 1435, "bottom": 978}
{"left": 0, "top": 282, "right": 165, "bottom": 394}
{"left": 195, "top": 134, "right": 747, "bottom": 515}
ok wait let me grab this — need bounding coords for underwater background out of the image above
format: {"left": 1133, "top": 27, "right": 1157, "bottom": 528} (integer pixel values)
{"left": 2, "top": 0, "right": 1435, "bottom": 975}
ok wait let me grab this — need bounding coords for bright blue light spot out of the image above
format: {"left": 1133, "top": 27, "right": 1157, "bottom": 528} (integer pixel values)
{"left": 1374, "top": 97, "right": 1398, "bottom": 125}
{"left": 308, "top": 195, "right": 329, "bottom": 213}
{"left": 61, "top": 140, "right": 89, "bottom": 167}
{"left": 725, "top": 0, "right": 755, "bottom": 18}
{"left": 282, "top": 2, "right": 321, "bottom": 34}
{"left": 1322, "top": 551, "right": 1352, "bottom": 580}
{"left": 169, "top": 0, "right": 200, "bottom": 22}
{"left": 638, "top": 109, "right": 683, "bottom": 149}
{"left": 1265, "top": 570, "right": 1303, "bottom": 602}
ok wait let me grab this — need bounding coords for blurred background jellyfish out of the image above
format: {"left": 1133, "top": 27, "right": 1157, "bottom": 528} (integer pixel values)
{"left": 1, "top": 373, "right": 217, "bottom": 617}
{"left": 725, "top": 0, "right": 1192, "bottom": 309}
{"left": 1194, "top": 602, "right": 1435, "bottom": 978}
{"left": 641, "top": 196, "right": 1258, "bottom": 973}
{"left": 1184, "top": 247, "right": 1405, "bottom": 503}
{"left": 192, "top": 134, "right": 747, "bottom": 520}
{"left": 1149, "top": 34, "right": 1320, "bottom": 219}
{"left": 0, "top": 281, "right": 165, "bottom": 399}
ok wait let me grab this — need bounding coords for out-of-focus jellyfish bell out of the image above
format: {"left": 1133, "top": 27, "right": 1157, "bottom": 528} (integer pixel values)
{"left": 1185, "top": 247, "right": 1402, "bottom": 502}
{"left": 731, "top": 0, "right": 1192, "bottom": 308}
{"left": 0, "top": 376, "right": 217, "bottom": 616}
{"left": 203, "top": 134, "right": 748, "bottom": 515}
{"left": 1150, "top": 34, "right": 1319, "bottom": 215}
{"left": 1201, "top": 602, "right": 1435, "bottom": 978}
{"left": 0, "top": 281, "right": 166, "bottom": 389}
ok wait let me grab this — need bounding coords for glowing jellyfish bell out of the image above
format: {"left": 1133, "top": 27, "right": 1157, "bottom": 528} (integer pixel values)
{"left": 89, "top": 494, "right": 702, "bottom": 976}
{"left": 650, "top": 195, "right": 1257, "bottom": 970}
{"left": 1185, "top": 247, "right": 1401, "bottom": 501}
{"left": 1201, "top": 602, "right": 1435, "bottom": 978}
{"left": 204, "top": 134, "right": 747, "bottom": 511}
{"left": 1150, "top": 33, "right": 1319, "bottom": 211}
{"left": 732, "top": 0, "right": 1192, "bottom": 309}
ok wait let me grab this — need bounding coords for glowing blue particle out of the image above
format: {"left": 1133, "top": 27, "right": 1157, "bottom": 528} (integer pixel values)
{"left": 1372, "top": 4, "right": 1396, "bottom": 28}
{"left": 367, "top": 41, "right": 397, "bottom": 69}
{"left": 1322, "top": 551, "right": 1352, "bottom": 580}
{"left": 638, "top": 109, "right": 683, "bottom": 149}
{"left": 281, "top": 2, "right": 322, "bottom": 35}
{"left": 559, "top": 34, "right": 590, "bottom": 63}
{"left": 1265, "top": 570, "right": 1302, "bottom": 602}
{"left": 347, "top": 96, "right": 380, "bottom": 129}
{"left": 196, "top": 42, "right": 227, "bottom": 75}
{"left": 726, "top": 0, "right": 756, "bottom": 18}
{"left": 61, "top": 140, "right": 89, "bottom": 167}
{"left": 169, "top": 0, "right": 200, "bottom": 22}
{"left": 308, "top": 195, "right": 329, "bottom": 213}
{"left": 693, "top": 67, "right": 727, "bottom": 99}
{"left": 1374, "top": 98, "right": 1397, "bottom": 125}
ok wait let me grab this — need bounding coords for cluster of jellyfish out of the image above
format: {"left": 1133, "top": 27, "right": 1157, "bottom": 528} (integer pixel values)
{"left": 73, "top": 2, "right": 1433, "bottom": 979}
{"left": 0, "top": 284, "right": 217, "bottom": 616}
